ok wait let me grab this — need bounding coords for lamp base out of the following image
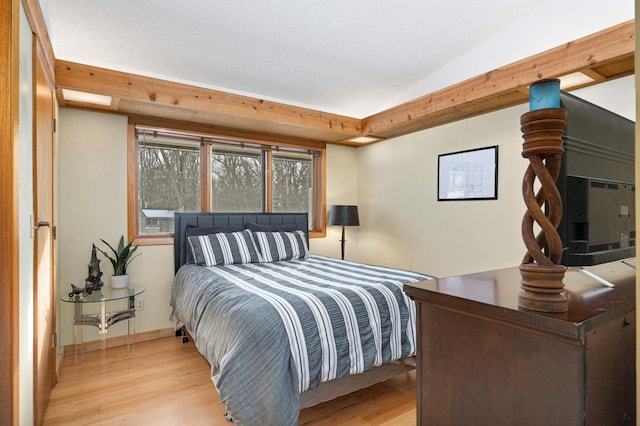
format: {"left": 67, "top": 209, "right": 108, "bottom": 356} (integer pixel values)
{"left": 518, "top": 263, "right": 568, "bottom": 313}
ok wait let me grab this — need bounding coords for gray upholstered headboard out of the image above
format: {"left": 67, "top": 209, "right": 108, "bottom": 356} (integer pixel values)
{"left": 173, "top": 212, "right": 309, "bottom": 273}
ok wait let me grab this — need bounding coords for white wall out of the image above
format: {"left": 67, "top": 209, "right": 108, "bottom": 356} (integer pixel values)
{"left": 312, "top": 144, "right": 360, "bottom": 258}
{"left": 56, "top": 109, "right": 174, "bottom": 346}
{"left": 18, "top": 5, "right": 35, "bottom": 425}
{"left": 352, "top": 77, "right": 636, "bottom": 278}
{"left": 355, "top": 104, "right": 528, "bottom": 277}
{"left": 573, "top": 75, "right": 635, "bottom": 121}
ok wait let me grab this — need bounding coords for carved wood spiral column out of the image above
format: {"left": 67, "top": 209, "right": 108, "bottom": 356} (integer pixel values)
{"left": 518, "top": 107, "right": 568, "bottom": 313}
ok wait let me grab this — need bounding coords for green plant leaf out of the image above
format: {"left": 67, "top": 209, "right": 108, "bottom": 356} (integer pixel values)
{"left": 96, "top": 235, "right": 141, "bottom": 276}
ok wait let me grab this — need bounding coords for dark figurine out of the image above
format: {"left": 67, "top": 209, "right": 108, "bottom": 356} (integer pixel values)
{"left": 85, "top": 244, "right": 104, "bottom": 290}
{"left": 68, "top": 244, "right": 105, "bottom": 298}
{"left": 68, "top": 282, "right": 95, "bottom": 298}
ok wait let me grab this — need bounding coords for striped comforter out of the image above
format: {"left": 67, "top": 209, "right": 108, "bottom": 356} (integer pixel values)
{"left": 170, "top": 255, "right": 432, "bottom": 425}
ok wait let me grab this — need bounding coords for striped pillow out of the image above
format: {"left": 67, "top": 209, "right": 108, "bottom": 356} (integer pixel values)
{"left": 184, "top": 225, "right": 245, "bottom": 264}
{"left": 187, "top": 229, "right": 261, "bottom": 266}
{"left": 253, "top": 230, "right": 310, "bottom": 262}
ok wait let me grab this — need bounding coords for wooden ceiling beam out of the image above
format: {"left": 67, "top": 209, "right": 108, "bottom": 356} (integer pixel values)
{"left": 54, "top": 60, "right": 362, "bottom": 142}
{"left": 53, "top": 20, "right": 634, "bottom": 145}
{"left": 362, "top": 20, "right": 635, "bottom": 140}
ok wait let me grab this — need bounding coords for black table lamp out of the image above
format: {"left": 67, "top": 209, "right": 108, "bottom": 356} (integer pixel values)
{"left": 329, "top": 205, "right": 360, "bottom": 260}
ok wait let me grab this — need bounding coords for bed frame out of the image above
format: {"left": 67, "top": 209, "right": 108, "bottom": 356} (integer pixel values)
{"left": 173, "top": 212, "right": 415, "bottom": 409}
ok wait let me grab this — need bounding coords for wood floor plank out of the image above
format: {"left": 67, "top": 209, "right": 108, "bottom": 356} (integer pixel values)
{"left": 44, "top": 337, "right": 416, "bottom": 425}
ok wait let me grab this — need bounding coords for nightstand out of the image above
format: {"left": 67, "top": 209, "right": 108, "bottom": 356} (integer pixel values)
{"left": 61, "top": 285, "right": 145, "bottom": 372}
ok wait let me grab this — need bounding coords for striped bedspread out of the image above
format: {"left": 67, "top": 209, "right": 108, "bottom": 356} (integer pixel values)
{"left": 170, "top": 255, "right": 433, "bottom": 425}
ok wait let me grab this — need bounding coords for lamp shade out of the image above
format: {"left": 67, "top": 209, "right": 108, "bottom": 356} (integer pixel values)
{"left": 329, "top": 205, "right": 360, "bottom": 226}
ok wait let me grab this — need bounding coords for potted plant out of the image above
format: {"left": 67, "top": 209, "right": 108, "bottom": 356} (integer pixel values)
{"left": 96, "top": 235, "right": 141, "bottom": 288}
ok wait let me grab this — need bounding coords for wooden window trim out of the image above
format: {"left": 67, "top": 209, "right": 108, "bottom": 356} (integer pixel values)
{"left": 128, "top": 118, "right": 326, "bottom": 245}
{"left": 264, "top": 150, "right": 273, "bottom": 212}
{"left": 309, "top": 145, "right": 326, "bottom": 238}
{"left": 200, "top": 142, "right": 211, "bottom": 210}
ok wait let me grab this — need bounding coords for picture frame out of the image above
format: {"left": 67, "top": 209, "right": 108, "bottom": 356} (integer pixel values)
{"left": 437, "top": 145, "right": 498, "bottom": 201}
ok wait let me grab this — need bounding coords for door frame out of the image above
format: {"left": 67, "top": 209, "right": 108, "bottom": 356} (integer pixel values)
{"left": 0, "top": 0, "right": 20, "bottom": 423}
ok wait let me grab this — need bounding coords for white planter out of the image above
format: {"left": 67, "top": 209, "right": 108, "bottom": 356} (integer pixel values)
{"left": 111, "top": 274, "right": 129, "bottom": 288}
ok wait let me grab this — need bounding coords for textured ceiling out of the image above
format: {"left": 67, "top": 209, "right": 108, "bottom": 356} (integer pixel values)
{"left": 40, "top": 0, "right": 633, "bottom": 118}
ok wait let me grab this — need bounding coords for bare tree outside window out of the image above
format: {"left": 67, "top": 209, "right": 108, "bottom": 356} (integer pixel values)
{"left": 272, "top": 153, "right": 312, "bottom": 213}
{"left": 138, "top": 136, "right": 200, "bottom": 234}
{"left": 211, "top": 149, "right": 262, "bottom": 212}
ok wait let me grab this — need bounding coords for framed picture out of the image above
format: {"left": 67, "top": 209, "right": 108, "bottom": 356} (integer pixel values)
{"left": 438, "top": 145, "right": 498, "bottom": 201}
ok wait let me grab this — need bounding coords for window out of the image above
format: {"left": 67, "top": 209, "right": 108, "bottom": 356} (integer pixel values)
{"left": 128, "top": 122, "right": 326, "bottom": 244}
{"left": 272, "top": 152, "right": 313, "bottom": 213}
{"left": 137, "top": 130, "right": 201, "bottom": 236}
{"left": 211, "top": 146, "right": 263, "bottom": 212}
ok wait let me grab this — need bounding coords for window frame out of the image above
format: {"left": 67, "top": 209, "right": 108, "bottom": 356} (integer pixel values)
{"left": 127, "top": 119, "right": 326, "bottom": 245}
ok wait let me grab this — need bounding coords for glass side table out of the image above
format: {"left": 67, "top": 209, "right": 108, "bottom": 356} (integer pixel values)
{"left": 60, "top": 285, "right": 145, "bottom": 372}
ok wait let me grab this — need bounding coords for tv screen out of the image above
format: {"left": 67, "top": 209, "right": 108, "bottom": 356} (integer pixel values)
{"left": 556, "top": 92, "right": 635, "bottom": 266}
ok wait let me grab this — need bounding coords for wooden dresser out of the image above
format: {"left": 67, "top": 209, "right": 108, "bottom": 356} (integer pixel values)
{"left": 404, "top": 261, "right": 636, "bottom": 425}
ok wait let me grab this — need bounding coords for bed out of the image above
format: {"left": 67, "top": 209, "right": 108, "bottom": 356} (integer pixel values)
{"left": 169, "top": 212, "right": 434, "bottom": 425}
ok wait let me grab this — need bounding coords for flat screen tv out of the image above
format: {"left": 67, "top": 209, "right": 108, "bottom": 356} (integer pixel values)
{"left": 556, "top": 91, "right": 635, "bottom": 266}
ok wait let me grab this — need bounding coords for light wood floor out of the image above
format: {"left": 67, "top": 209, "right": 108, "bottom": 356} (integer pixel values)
{"left": 43, "top": 337, "right": 416, "bottom": 425}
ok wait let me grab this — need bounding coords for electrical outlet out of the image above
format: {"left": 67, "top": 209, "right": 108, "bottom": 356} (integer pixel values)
{"left": 136, "top": 297, "right": 144, "bottom": 311}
